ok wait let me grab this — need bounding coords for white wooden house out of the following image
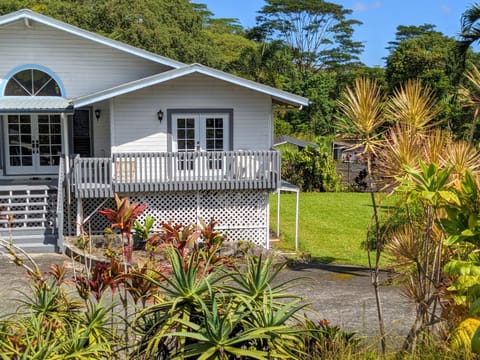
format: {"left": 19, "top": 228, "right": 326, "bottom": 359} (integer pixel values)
{"left": 0, "top": 9, "right": 309, "bottom": 252}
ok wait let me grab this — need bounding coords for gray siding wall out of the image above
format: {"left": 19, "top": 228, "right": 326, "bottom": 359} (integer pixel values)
{"left": 111, "top": 73, "right": 272, "bottom": 152}
{"left": 0, "top": 20, "right": 169, "bottom": 98}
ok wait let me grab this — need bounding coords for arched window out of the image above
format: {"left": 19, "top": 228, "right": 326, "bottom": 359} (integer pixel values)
{"left": 4, "top": 68, "right": 62, "bottom": 96}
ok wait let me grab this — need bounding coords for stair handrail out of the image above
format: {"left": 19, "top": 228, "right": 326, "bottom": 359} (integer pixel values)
{"left": 56, "top": 156, "right": 66, "bottom": 252}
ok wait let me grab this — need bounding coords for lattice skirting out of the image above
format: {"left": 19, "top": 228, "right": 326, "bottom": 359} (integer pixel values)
{"left": 65, "top": 190, "right": 270, "bottom": 247}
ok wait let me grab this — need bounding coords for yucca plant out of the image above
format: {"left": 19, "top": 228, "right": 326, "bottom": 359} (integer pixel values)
{"left": 0, "top": 277, "right": 117, "bottom": 359}
{"left": 298, "top": 317, "right": 360, "bottom": 360}
{"left": 337, "top": 76, "right": 387, "bottom": 352}
{"left": 377, "top": 123, "right": 423, "bottom": 190}
{"left": 442, "top": 140, "right": 480, "bottom": 187}
{"left": 458, "top": 64, "right": 480, "bottom": 143}
{"left": 225, "top": 255, "right": 300, "bottom": 304}
{"left": 131, "top": 247, "right": 226, "bottom": 358}
{"left": 166, "top": 296, "right": 291, "bottom": 360}
{"left": 243, "top": 291, "right": 309, "bottom": 359}
{"left": 386, "top": 79, "right": 441, "bottom": 136}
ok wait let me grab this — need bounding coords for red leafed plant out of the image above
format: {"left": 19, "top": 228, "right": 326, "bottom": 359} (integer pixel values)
{"left": 149, "top": 221, "right": 200, "bottom": 257}
{"left": 98, "top": 193, "right": 147, "bottom": 263}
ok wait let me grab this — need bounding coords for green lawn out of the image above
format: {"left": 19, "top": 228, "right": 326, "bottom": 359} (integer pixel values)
{"left": 270, "top": 192, "right": 395, "bottom": 267}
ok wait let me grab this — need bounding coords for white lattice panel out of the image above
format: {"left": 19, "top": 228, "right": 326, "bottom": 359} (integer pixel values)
{"left": 129, "top": 192, "right": 198, "bottom": 226}
{"left": 199, "top": 191, "right": 267, "bottom": 227}
{"left": 67, "top": 190, "right": 269, "bottom": 247}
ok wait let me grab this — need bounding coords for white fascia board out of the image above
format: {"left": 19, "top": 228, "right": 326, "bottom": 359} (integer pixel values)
{"left": 73, "top": 64, "right": 310, "bottom": 108}
{"left": 191, "top": 64, "right": 310, "bottom": 107}
{"left": 0, "top": 9, "right": 185, "bottom": 69}
{"left": 72, "top": 67, "right": 192, "bottom": 107}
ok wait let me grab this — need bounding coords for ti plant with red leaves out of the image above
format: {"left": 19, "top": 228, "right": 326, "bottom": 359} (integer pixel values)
{"left": 149, "top": 221, "right": 200, "bottom": 257}
{"left": 122, "top": 259, "right": 166, "bottom": 308}
{"left": 74, "top": 258, "right": 123, "bottom": 302}
{"left": 98, "top": 193, "right": 147, "bottom": 264}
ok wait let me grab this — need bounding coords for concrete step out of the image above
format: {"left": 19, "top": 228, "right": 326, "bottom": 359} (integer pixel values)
{"left": 4, "top": 242, "right": 57, "bottom": 253}
{"left": 0, "top": 218, "right": 48, "bottom": 225}
{"left": 0, "top": 233, "right": 57, "bottom": 253}
{"left": 0, "top": 227, "right": 54, "bottom": 237}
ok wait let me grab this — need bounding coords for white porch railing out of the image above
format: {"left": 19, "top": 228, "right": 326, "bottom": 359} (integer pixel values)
{"left": 73, "top": 151, "right": 280, "bottom": 198}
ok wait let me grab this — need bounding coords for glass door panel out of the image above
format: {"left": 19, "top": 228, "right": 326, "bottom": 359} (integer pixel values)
{"left": 172, "top": 113, "right": 230, "bottom": 177}
{"left": 174, "top": 116, "right": 197, "bottom": 171}
{"left": 38, "top": 114, "right": 61, "bottom": 169}
{"left": 6, "top": 115, "right": 34, "bottom": 174}
{"left": 203, "top": 115, "right": 227, "bottom": 170}
{"left": 4, "top": 114, "right": 61, "bottom": 175}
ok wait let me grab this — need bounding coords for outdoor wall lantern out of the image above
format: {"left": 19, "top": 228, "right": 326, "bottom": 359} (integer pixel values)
{"left": 157, "top": 109, "right": 164, "bottom": 122}
{"left": 94, "top": 109, "right": 101, "bottom": 121}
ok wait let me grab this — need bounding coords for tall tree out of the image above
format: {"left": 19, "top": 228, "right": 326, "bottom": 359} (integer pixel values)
{"left": 385, "top": 24, "right": 457, "bottom": 98}
{"left": 458, "top": 3, "right": 480, "bottom": 63}
{"left": 254, "top": 0, "right": 364, "bottom": 71}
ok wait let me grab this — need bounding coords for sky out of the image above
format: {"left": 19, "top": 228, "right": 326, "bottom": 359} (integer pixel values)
{"left": 201, "top": 0, "right": 475, "bottom": 68}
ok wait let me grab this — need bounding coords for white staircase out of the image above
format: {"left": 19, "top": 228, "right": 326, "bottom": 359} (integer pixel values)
{"left": 0, "top": 185, "right": 57, "bottom": 253}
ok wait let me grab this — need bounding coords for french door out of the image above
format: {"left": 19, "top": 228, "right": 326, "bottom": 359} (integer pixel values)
{"left": 172, "top": 113, "right": 230, "bottom": 172}
{"left": 4, "top": 114, "right": 62, "bottom": 175}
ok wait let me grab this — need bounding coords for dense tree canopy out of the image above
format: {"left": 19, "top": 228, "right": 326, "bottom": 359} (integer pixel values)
{"left": 1, "top": 1, "right": 479, "bottom": 143}
{"left": 385, "top": 24, "right": 456, "bottom": 97}
{"left": 254, "top": 0, "right": 364, "bottom": 71}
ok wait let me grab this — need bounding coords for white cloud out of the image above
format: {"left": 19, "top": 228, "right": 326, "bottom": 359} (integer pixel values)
{"left": 353, "top": 1, "right": 382, "bottom": 12}
{"left": 440, "top": 4, "right": 452, "bottom": 14}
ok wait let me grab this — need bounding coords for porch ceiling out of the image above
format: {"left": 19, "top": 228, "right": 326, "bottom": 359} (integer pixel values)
{"left": 0, "top": 97, "right": 74, "bottom": 113}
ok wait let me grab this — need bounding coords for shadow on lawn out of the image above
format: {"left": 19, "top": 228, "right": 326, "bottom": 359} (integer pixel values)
{"left": 363, "top": 203, "right": 397, "bottom": 212}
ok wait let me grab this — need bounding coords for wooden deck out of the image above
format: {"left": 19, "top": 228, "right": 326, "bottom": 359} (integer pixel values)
{"left": 71, "top": 150, "right": 281, "bottom": 198}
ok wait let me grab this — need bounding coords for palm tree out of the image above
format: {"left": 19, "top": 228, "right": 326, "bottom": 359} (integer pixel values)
{"left": 458, "top": 3, "right": 480, "bottom": 62}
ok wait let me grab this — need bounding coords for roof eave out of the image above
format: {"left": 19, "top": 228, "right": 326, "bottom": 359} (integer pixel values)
{"left": 73, "top": 64, "right": 310, "bottom": 108}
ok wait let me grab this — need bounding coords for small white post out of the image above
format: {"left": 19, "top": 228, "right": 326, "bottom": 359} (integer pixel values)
{"left": 295, "top": 189, "right": 299, "bottom": 251}
{"left": 76, "top": 198, "right": 83, "bottom": 236}
{"left": 276, "top": 189, "right": 280, "bottom": 237}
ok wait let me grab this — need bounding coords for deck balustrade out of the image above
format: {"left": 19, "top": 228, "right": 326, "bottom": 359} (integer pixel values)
{"left": 73, "top": 151, "right": 280, "bottom": 198}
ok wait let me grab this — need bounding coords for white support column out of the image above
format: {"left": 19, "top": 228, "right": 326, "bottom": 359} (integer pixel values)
{"left": 76, "top": 198, "right": 83, "bottom": 236}
{"left": 109, "top": 99, "right": 116, "bottom": 152}
{"left": 295, "top": 189, "right": 299, "bottom": 251}
{"left": 266, "top": 193, "right": 270, "bottom": 249}
{"left": 276, "top": 190, "right": 280, "bottom": 237}
{"left": 61, "top": 112, "right": 70, "bottom": 188}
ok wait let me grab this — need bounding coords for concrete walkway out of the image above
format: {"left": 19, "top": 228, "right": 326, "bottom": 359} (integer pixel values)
{"left": 0, "top": 254, "right": 415, "bottom": 341}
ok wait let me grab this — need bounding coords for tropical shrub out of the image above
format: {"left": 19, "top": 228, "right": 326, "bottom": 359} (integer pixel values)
{"left": 281, "top": 145, "right": 342, "bottom": 192}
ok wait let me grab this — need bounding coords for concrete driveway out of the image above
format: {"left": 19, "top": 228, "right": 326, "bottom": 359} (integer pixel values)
{"left": 0, "top": 253, "right": 415, "bottom": 341}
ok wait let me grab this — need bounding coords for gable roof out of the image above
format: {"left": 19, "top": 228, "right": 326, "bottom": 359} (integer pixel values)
{"left": 73, "top": 63, "right": 310, "bottom": 108}
{"left": 274, "top": 136, "right": 318, "bottom": 149}
{"left": 0, "top": 9, "right": 185, "bottom": 69}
